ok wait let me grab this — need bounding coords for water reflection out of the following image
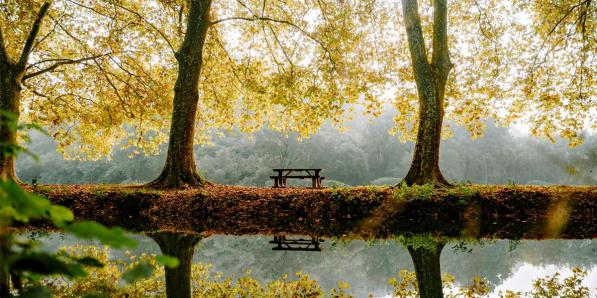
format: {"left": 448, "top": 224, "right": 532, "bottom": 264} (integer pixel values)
{"left": 270, "top": 235, "right": 323, "bottom": 251}
{"left": 405, "top": 241, "right": 444, "bottom": 298}
{"left": 148, "top": 231, "right": 202, "bottom": 298}
{"left": 36, "top": 233, "right": 596, "bottom": 297}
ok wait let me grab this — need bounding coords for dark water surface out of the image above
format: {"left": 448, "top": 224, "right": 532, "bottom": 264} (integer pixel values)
{"left": 37, "top": 234, "right": 597, "bottom": 297}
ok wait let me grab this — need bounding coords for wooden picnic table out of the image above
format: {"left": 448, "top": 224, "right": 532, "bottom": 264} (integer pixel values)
{"left": 270, "top": 168, "right": 324, "bottom": 188}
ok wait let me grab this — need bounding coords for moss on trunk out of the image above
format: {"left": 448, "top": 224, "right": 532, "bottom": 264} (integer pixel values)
{"left": 400, "top": 0, "right": 452, "bottom": 186}
{"left": 0, "top": 62, "right": 23, "bottom": 183}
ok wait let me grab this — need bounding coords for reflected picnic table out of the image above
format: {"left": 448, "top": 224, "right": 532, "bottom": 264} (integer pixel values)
{"left": 269, "top": 235, "right": 324, "bottom": 251}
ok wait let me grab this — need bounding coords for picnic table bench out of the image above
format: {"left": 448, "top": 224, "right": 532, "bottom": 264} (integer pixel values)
{"left": 269, "top": 235, "right": 323, "bottom": 251}
{"left": 270, "top": 168, "right": 324, "bottom": 188}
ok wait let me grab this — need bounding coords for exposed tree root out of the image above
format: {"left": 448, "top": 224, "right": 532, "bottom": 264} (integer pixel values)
{"left": 146, "top": 165, "right": 211, "bottom": 189}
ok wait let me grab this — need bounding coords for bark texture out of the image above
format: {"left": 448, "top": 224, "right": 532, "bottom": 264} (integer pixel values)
{"left": 149, "top": 0, "right": 212, "bottom": 188}
{"left": 0, "top": 2, "right": 50, "bottom": 183}
{"left": 0, "top": 225, "right": 8, "bottom": 298}
{"left": 407, "top": 242, "right": 445, "bottom": 298}
{"left": 401, "top": 0, "right": 452, "bottom": 186}
{"left": 149, "top": 231, "right": 202, "bottom": 298}
{"left": 0, "top": 64, "right": 22, "bottom": 182}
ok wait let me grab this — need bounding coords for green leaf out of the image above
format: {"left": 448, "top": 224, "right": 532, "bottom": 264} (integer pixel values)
{"left": 63, "top": 221, "right": 137, "bottom": 249}
{"left": 0, "top": 181, "right": 56, "bottom": 223}
{"left": 48, "top": 205, "right": 74, "bottom": 224}
{"left": 18, "top": 286, "right": 53, "bottom": 298}
{"left": 156, "top": 255, "right": 179, "bottom": 268}
{"left": 122, "top": 263, "right": 153, "bottom": 283}
{"left": 76, "top": 256, "right": 104, "bottom": 268}
{"left": 11, "top": 253, "right": 87, "bottom": 278}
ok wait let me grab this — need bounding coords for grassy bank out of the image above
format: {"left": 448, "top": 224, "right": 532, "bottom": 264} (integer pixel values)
{"left": 26, "top": 184, "right": 596, "bottom": 239}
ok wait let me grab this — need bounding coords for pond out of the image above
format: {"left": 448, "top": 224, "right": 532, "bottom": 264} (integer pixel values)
{"left": 36, "top": 233, "right": 597, "bottom": 297}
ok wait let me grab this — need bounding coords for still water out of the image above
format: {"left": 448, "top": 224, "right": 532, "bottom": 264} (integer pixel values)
{"left": 38, "top": 234, "right": 597, "bottom": 297}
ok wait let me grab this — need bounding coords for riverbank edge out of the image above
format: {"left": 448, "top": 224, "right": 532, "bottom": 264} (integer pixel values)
{"left": 25, "top": 184, "right": 596, "bottom": 239}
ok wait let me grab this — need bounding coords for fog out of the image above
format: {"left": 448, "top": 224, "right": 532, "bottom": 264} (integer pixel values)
{"left": 17, "top": 111, "right": 596, "bottom": 186}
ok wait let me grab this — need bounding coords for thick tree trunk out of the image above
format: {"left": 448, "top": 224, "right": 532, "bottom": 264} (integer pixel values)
{"left": 0, "top": 63, "right": 23, "bottom": 183}
{"left": 0, "top": 225, "right": 10, "bottom": 297}
{"left": 400, "top": 0, "right": 452, "bottom": 186}
{"left": 148, "top": 232, "right": 202, "bottom": 298}
{"left": 407, "top": 242, "right": 445, "bottom": 298}
{"left": 149, "top": 0, "right": 212, "bottom": 188}
{"left": 0, "top": 2, "right": 49, "bottom": 184}
{"left": 403, "top": 87, "right": 448, "bottom": 186}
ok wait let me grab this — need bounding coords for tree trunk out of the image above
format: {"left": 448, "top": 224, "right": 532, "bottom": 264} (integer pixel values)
{"left": 0, "top": 63, "right": 23, "bottom": 183}
{"left": 0, "top": 225, "right": 11, "bottom": 297}
{"left": 148, "top": 232, "right": 202, "bottom": 298}
{"left": 407, "top": 242, "right": 445, "bottom": 298}
{"left": 402, "top": 86, "right": 448, "bottom": 186}
{"left": 148, "top": 0, "right": 212, "bottom": 188}
{"left": 400, "top": 0, "right": 452, "bottom": 186}
{"left": 0, "top": 2, "right": 49, "bottom": 184}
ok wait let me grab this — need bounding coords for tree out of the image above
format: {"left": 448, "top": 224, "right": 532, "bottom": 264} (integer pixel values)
{"left": 94, "top": 0, "right": 384, "bottom": 188}
{"left": 399, "top": 0, "right": 452, "bottom": 185}
{"left": 0, "top": 2, "right": 51, "bottom": 182}
{"left": 0, "top": 0, "right": 168, "bottom": 182}
{"left": 147, "top": 0, "right": 212, "bottom": 187}
{"left": 372, "top": 0, "right": 595, "bottom": 185}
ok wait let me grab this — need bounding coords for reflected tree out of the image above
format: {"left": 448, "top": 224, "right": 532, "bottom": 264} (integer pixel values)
{"left": 402, "top": 237, "right": 446, "bottom": 298}
{"left": 148, "top": 231, "right": 202, "bottom": 298}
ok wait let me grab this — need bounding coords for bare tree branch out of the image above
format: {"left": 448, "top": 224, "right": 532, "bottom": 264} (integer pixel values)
{"left": 431, "top": 0, "right": 452, "bottom": 82}
{"left": 211, "top": 15, "right": 336, "bottom": 69}
{"left": 530, "top": 0, "right": 590, "bottom": 72}
{"left": 472, "top": 0, "right": 501, "bottom": 75}
{"left": 0, "top": 23, "right": 8, "bottom": 65}
{"left": 18, "top": 2, "right": 51, "bottom": 69}
{"left": 32, "top": 14, "right": 63, "bottom": 54}
{"left": 22, "top": 53, "right": 112, "bottom": 81}
{"left": 109, "top": 1, "right": 177, "bottom": 56}
{"left": 401, "top": 0, "right": 431, "bottom": 74}
{"left": 65, "top": 0, "right": 113, "bottom": 19}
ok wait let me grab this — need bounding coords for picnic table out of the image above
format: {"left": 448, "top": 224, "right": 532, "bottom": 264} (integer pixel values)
{"left": 270, "top": 168, "right": 324, "bottom": 188}
{"left": 269, "top": 235, "right": 323, "bottom": 251}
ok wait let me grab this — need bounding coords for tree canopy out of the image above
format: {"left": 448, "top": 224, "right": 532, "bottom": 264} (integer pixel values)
{"left": 1, "top": 0, "right": 595, "bottom": 182}
{"left": 4, "top": 0, "right": 388, "bottom": 159}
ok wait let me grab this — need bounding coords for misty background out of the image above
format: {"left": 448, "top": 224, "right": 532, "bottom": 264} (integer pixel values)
{"left": 17, "top": 111, "right": 596, "bottom": 186}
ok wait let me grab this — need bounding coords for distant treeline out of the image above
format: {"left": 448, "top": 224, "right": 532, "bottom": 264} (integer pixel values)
{"left": 17, "top": 114, "right": 596, "bottom": 186}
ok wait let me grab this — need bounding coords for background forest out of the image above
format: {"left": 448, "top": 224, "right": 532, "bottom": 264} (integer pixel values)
{"left": 17, "top": 111, "right": 596, "bottom": 187}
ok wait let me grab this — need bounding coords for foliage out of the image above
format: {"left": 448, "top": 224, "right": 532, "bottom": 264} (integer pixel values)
{"left": 393, "top": 182, "right": 436, "bottom": 201}
{"left": 527, "top": 267, "right": 590, "bottom": 298}
{"left": 388, "top": 269, "right": 490, "bottom": 298}
{"left": 43, "top": 246, "right": 594, "bottom": 298}
{"left": 40, "top": 246, "right": 165, "bottom": 297}
{"left": 389, "top": 267, "right": 592, "bottom": 298}
{"left": 0, "top": 112, "right": 175, "bottom": 295}
{"left": 3, "top": 0, "right": 593, "bottom": 165}
{"left": 1, "top": 0, "right": 388, "bottom": 160}
{"left": 43, "top": 245, "right": 355, "bottom": 298}
{"left": 0, "top": 179, "right": 155, "bottom": 296}
{"left": 394, "top": 234, "right": 446, "bottom": 252}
